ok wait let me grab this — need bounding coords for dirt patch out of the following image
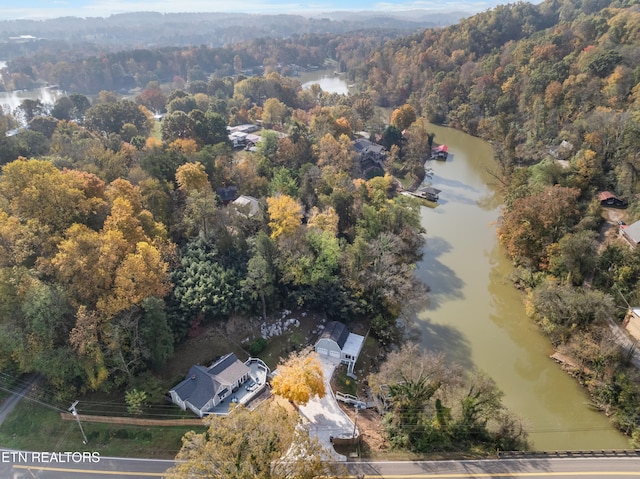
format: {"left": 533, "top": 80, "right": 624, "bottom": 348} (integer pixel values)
{"left": 599, "top": 208, "right": 628, "bottom": 251}
{"left": 337, "top": 403, "right": 388, "bottom": 454}
{"left": 161, "top": 309, "right": 330, "bottom": 383}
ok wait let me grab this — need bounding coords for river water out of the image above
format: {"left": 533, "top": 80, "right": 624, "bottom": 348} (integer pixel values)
{"left": 411, "top": 124, "right": 629, "bottom": 450}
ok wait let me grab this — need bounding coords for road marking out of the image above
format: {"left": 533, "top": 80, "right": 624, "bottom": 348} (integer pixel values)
{"left": 340, "top": 473, "right": 640, "bottom": 478}
{"left": 14, "top": 465, "right": 167, "bottom": 476}
{"left": 14, "top": 465, "right": 640, "bottom": 478}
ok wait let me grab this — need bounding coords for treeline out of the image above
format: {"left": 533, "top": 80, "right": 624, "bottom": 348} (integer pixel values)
{"left": 0, "top": 11, "right": 445, "bottom": 59}
{"left": 1, "top": 29, "right": 406, "bottom": 94}
{"left": 0, "top": 70, "right": 426, "bottom": 400}
{"left": 354, "top": 0, "right": 640, "bottom": 444}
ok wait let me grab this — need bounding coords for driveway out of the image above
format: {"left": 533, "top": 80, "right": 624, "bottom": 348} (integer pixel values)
{"left": 297, "top": 356, "right": 357, "bottom": 461}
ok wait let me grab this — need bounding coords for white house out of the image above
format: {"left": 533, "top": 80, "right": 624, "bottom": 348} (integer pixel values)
{"left": 169, "top": 353, "right": 251, "bottom": 418}
{"left": 314, "top": 321, "right": 364, "bottom": 376}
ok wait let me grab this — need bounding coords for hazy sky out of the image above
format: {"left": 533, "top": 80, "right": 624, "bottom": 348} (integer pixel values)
{"left": 4, "top": 0, "right": 536, "bottom": 19}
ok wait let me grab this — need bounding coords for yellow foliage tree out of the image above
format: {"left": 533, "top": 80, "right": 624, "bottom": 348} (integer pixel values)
{"left": 307, "top": 206, "right": 339, "bottom": 236}
{"left": 271, "top": 348, "right": 325, "bottom": 406}
{"left": 98, "top": 241, "right": 171, "bottom": 318}
{"left": 175, "top": 161, "right": 210, "bottom": 193}
{"left": 169, "top": 138, "right": 199, "bottom": 155}
{"left": 266, "top": 194, "right": 302, "bottom": 239}
{"left": 390, "top": 104, "right": 417, "bottom": 131}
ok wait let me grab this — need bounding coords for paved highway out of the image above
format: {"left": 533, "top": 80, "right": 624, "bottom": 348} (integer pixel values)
{"left": 2, "top": 451, "right": 640, "bottom": 478}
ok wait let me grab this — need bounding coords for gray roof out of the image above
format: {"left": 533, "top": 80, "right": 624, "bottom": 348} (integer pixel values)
{"left": 172, "top": 365, "right": 221, "bottom": 410}
{"left": 624, "top": 220, "right": 640, "bottom": 245}
{"left": 208, "top": 353, "right": 250, "bottom": 385}
{"left": 320, "top": 321, "right": 350, "bottom": 348}
{"left": 171, "top": 353, "right": 250, "bottom": 410}
{"left": 353, "top": 138, "right": 385, "bottom": 155}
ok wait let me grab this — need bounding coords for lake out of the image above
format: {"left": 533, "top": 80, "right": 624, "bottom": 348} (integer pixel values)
{"left": 300, "top": 69, "right": 350, "bottom": 95}
{"left": 0, "top": 61, "right": 66, "bottom": 114}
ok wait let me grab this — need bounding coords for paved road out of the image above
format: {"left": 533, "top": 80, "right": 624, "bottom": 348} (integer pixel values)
{"left": 0, "top": 452, "right": 174, "bottom": 478}
{"left": 2, "top": 452, "right": 640, "bottom": 478}
{"left": 0, "top": 375, "right": 39, "bottom": 426}
{"left": 349, "top": 457, "right": 640, "bottom": 478}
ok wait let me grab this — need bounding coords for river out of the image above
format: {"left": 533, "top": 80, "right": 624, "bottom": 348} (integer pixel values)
{"left": 412, "top": 124, "right": 629, "bottom": 450}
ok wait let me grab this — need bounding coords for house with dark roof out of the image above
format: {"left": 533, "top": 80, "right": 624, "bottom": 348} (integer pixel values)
{"left": 314, "top": 321, "right": 365, "bottom": 376}
{"left": 353, "top": 138, "right": 385, "bottom": 178}
{"left": 216, "top": 186, "right": 239, "bottom": 205}
{"left": 598, "top": 191, "right": 627, "bottom": 209}
{"left": 169, "top": 353, "right": 251, "bottom": 418}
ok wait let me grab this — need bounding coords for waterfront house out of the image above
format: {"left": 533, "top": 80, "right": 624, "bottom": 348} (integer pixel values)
{"left": 353, "top": 138, "right": 386, "bottom": 178}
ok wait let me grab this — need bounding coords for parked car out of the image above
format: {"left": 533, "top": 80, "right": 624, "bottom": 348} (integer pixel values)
{"left": 245, "top": 379, "right": 256, "bottom": 391}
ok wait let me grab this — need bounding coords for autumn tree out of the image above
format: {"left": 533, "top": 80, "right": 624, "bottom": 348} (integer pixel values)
{"left": 498, "top": 185, "right": 581, "bottom": 269}
{"left": 267, "top": 194, "right": 303, "bottom": 239}
{"left": 262, "top": 97, "right": 288, "bottom": 128}
{"left": 167, "top": 403, "right": 342, "bottom": 479}
{"left": 271, "top": 347, "right": 325, "bottom": 406}
{"left": 175, "top": 161, "right": 210, "bottom": 193}
{"left": 314, "top": 133, "right": 356, "bottom": 174}
{"left": 135, "top": 82, "right": 167, "bottom": 113}
{"left": 390, "top": 104, "right": 417, "bottom": 131}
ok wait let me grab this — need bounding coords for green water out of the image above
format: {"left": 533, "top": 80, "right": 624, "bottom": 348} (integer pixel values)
{"left": 411, "top": 125, "right": 629, "bottom": 451}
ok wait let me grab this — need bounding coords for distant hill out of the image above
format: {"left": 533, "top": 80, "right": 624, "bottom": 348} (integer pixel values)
{"left": 0, "top": 10, "right": 471, "bottom": 59}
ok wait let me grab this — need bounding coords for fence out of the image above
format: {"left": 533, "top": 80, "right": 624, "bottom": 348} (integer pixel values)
{"left": 60, "top": 412, "right": 203, "bottom": 427}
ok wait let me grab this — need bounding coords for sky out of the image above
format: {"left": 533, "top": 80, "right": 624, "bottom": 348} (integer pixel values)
{"left": 2, "top": 0, "right": 536, "bottom": 20}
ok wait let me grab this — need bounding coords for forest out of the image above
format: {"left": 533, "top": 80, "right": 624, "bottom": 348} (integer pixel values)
{"left": 1, "top": 0, "right": 640, "bottom": 452}
{"left": 0, "top": 66, "right": 429, "bottom": 400}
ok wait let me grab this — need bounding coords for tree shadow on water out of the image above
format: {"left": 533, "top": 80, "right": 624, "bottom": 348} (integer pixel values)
{"left": 416, "top": 235, "right": 465, "bottom": 310}
{"left": 404, "top": 317, "right": 474, "bottom": 371}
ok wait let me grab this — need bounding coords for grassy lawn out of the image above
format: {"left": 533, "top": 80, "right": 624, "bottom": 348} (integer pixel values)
{"left": 0, "top": 400, "right": 203, "bottom": 458}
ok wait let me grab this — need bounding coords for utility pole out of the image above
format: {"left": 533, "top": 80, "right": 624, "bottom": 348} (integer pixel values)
{"left": 69, "top": 400, "right": 88, "bottom": 445}
{"left": 352, "top": 404, "right": 359, "bottom": 438}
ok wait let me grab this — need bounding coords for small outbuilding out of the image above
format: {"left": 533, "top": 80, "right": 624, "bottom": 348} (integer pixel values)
{"left": 598, "top": 191, "right": 627, "bottom": 209}
{"left": 314, "top": 321, "right": 364, "bottom": 376}
{"left": 430, "top": 144, "right": 448, "bottom": 160}
{"left": 232, "top": 195, "right": 260, "bottom": 217}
